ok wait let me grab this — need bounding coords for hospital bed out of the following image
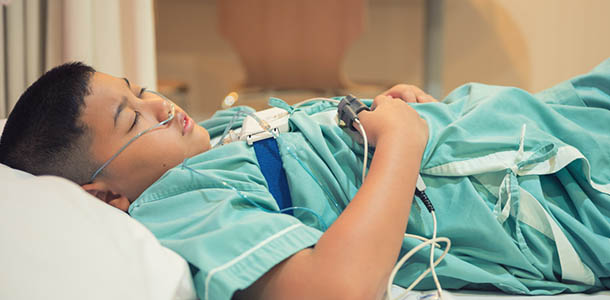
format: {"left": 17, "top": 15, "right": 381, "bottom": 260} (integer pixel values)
{"left": 1, "top": 118, "right": 608, "bottom": 300}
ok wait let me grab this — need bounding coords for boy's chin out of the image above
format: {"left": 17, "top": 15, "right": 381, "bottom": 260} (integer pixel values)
{"left": 196, "top": 125, "right": 212, "bottom": 151}
{"left": 188, "top": 126, "right": 211, "bottom": 155}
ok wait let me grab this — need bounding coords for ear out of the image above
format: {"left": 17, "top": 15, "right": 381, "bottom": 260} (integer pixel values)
{"left": 82, "top": 182, "right": 131, "bottom": 212}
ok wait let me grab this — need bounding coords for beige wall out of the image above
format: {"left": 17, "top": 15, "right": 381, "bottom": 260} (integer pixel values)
{"left": 443, "top": 0, "right": 610, "bottom": 96}
{"left": 155, "top": 0, "right": 610, "bottom": 120}
{"left": 155, "top": 0, "right": 424, "bottom": 120}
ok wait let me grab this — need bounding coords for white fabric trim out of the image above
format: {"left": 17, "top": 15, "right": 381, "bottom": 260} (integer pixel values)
{"left": 204, "top": 223, "right": 304, "bottom": 300}
{"left": 422, "top": 149, "right": 532, "bottom": 176}
{"left": 519, "top": 188, "right": 595, "bottom": 285}
{"left": 423, "top": 145, "right": 610, "bottom": 195}
{"left": 520, "top": 145, "right": 610, "bottom": 193}
{"left": 516, "top": 188, "right": 553, "bottom": 240}
{"left": 421, "top": 131, "right": 604, "bottom": 285}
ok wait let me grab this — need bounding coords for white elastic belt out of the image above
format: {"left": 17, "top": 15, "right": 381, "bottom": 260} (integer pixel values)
{"left": 239, "top": 107, "right": 290, "bottom": 145}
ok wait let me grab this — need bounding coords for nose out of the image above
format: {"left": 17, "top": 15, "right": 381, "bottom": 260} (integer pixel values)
{"left": 146, "top": 90, "right": 175, "bottom": 123}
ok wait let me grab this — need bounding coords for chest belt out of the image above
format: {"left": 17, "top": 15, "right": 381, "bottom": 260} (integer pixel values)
{"left": 253, "top": 138, "right": 294, "bottom": 215}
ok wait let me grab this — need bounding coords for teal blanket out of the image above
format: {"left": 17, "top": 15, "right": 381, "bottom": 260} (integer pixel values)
{"left": 129, "top": 59, "right": 610, "bottom": 300}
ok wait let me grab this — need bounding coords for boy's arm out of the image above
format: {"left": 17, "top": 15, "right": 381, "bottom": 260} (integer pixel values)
{"left": 234, "top": 95, "right": 428, "bottom": 300}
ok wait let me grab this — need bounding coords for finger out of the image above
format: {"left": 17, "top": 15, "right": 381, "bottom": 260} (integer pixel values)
{"left": 352, "top": 110, "right": 371, "bottom": 132}
{"left": 409, "top": 85, "right": 438, "bottom": 103}
{"left": 386, "top": 89, "right": 416, "bottom": 103}
{"left": 380, "top": 84, "right": 401, "bottom": 98}
{"left": 422, "top": 97, "right": 438, "bottom": 103}
{"left": 385, "top": 84, "right": 423, "bottom": 103}
{"left": 371, "top": 94, "right": 386, "bottom": 110}
{"left": 416, "top": 93, "right": 438, "bottom": 103}
{"left": 399, "top": 90, "right": 417, "bottom": 103}
{"left": 372, "top": 94, "right": 393, "bottom": 110}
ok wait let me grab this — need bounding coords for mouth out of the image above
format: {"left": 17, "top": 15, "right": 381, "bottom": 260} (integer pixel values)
{"left": 179, "top": 111, "right": 194, "bottom": 136}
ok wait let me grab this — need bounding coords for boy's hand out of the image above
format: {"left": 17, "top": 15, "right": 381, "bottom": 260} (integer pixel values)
{"left": 381, "top": 84, "right": 438, "bottom": 103}
{"left": 356, "top": 94, "right": 428, "bottom": 150}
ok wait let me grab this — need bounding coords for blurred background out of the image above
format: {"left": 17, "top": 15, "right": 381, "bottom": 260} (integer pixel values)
{"left": 1, "top": 0, "right": 610, "bottom": 121}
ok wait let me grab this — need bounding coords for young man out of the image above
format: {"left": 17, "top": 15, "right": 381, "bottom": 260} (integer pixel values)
{"left": 1, "top": 60, "right": 609, "bottom": 300}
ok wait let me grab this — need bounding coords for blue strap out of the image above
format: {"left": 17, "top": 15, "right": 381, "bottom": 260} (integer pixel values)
{"left": 253, "top": 138, "right": 294, "bottom": 215}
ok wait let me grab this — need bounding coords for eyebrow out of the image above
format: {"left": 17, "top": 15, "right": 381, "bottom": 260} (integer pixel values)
{"left": 113, "top": 78, "right": 131, "bottom": 127}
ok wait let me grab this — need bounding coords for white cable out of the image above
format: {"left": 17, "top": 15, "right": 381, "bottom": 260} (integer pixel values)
{"left": 295, "top": 96, "right": 451, "bottom": 299}
{"left": 352, "top": 108, "right": 450, "bottom": 300}
{"left": 385, "top": 211, "right": 451, "bottom": 300}
{"left": 354, "top": 119, "right": 368, "bottom": 183}
{"left": 430, "top": 211, "right": 443, "bottom": 298}
{"left": 353, "top": 112, "right": 450, "bottom": 300}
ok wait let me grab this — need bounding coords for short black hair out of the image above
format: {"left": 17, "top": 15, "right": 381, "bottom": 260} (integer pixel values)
{"left": 0, "top": 62, "right": 98, "bottom": 184}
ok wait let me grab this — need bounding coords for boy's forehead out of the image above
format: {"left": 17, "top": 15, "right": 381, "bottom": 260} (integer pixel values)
{"left": 82, "top": 72, "right": 126, "bottom": 125}
{"left": 91, "top": 72, "right": 123, "bottom": 92}
{"left": 87, "top": 72, "right": 126, "bottom": 105}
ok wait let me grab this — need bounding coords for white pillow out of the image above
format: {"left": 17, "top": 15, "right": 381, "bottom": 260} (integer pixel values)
{"left": 0, "top": 163, "right": 196, "bottom": 300}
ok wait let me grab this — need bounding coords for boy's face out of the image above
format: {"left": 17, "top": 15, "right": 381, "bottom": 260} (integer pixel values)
{"left": 81, "top": 72, "right": 210, "bottom": 208}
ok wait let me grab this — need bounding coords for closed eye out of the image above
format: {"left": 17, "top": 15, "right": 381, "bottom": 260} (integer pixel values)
{"left": 139, "top": 87, "right": 147, "bottom": 97}
{"left": 129, "top": 111, "right": 140, "bottom": 132}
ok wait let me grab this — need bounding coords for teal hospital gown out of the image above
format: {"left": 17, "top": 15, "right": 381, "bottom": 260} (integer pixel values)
{"left": 129, "top": 59, "right": 610, "bottom": 300}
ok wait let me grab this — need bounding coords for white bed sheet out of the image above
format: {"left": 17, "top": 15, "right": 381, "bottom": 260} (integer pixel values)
{"left": 449, "top": 290, "right": 610, "bottom": 299}
{"left": 391, "top": 286, "right": 610, "bottom": 299}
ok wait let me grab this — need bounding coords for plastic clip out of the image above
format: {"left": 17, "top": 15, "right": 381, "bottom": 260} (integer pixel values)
{"left": 337, "top": 95, "right": 370, "bottom": 132}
